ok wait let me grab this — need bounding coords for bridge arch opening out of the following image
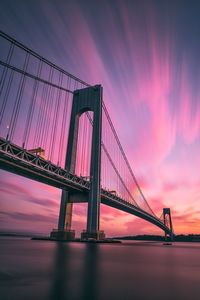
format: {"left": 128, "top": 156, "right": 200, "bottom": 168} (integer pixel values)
{"left": 75, "top": 111, "right": 93, "bottom": 178}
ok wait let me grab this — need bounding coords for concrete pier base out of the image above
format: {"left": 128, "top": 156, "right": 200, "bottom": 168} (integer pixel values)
{"left": 50, "top": 229, "right": 75, "bottom": 241}
{"left": 81, "top": 230, "right": 105, "bottom": 241}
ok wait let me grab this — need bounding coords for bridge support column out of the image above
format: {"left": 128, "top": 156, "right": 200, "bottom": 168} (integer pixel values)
{"left": 81, "top": 118, "right": 104, "bottom": 240}
{"left": 80, "top": 85, "right": 104, "bottom": 240}
{"left": 163, "top": 208, "right": 174, "bottom": 241}
{"left": 50, "top": 191, "right": 75, "bottom": 240}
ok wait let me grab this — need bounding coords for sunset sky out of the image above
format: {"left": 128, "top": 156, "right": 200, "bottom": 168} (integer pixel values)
{"left": 0, "top": 0, "right": 200, "bottom": 237}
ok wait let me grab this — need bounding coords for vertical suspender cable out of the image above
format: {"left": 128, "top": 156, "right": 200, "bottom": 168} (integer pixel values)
{"left": 8, "top": 52, "right": 30, "bottom": 141}
{"left": 23, "top": 59, "right": 43, "bottom": 148}
{"left": 33, "top": 79, "right": 48, "bottom": 147}
{"left": 0, "top": 68, "right": 14, "bottom": 130}
{"left": 0, "top": 42, "right": 14, "bottom": 97}
{"left": 49, "top": 72, "right": 63, "bottom": 161}
{"left": 41, "top": 67, "right": 54, "bottom": 151}
{"left": 57, "top": 82, "right": 71, "bottom": 166}
{"left": 0, "top": 42, "right": 15, "bottom": 133}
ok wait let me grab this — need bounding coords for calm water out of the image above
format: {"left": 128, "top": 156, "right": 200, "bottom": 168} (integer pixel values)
{"left": 0, "top": 237, "right": 200, "bottom": 300}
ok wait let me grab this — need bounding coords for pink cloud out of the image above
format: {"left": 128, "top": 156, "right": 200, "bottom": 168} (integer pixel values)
{"left": 178, "top": 60, "right": 200, "bottom": 143}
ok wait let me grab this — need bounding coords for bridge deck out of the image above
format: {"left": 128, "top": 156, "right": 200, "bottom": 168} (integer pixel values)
{"left": 0, "top": 137, "right": 170, "bottom": 234}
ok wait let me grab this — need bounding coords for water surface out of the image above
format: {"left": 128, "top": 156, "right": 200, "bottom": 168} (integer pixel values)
{"left": 0, "top": 237, "right": 200, "bottom": 300}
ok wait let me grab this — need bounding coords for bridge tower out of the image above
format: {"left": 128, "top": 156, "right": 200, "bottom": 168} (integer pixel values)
{"left": 163, "top": 208, "right": 174, "bottom": 241}
{"left": 51, "top": 85, "right": 104, "bottom": 241}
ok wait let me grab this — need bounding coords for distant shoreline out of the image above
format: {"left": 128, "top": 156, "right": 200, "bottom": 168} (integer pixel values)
{"left": 0, "top": 232, "right": 46, "bottom": 238}
{"left": 114, "top": 234, "right": 200, "bottom": 242}
{"left": 1, "top": 232, "right": 200, "bottom": 242}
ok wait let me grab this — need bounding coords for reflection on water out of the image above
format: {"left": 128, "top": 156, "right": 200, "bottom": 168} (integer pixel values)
{"left": 0, "top": 238, "right": 200, "bottom": 300}
{"left": 50, "top": 242, "right": 99, "bottom": 300}
{"left": 82, "top": 244, "right": 99, "bottom": 300}
{"left": 50, "top": 243, "right": 69, "bottom": 300}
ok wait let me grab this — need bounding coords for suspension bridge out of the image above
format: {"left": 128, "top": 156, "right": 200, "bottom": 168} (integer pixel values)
{"left": 0, "top": 30, "right": 173, "bottom": 241}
